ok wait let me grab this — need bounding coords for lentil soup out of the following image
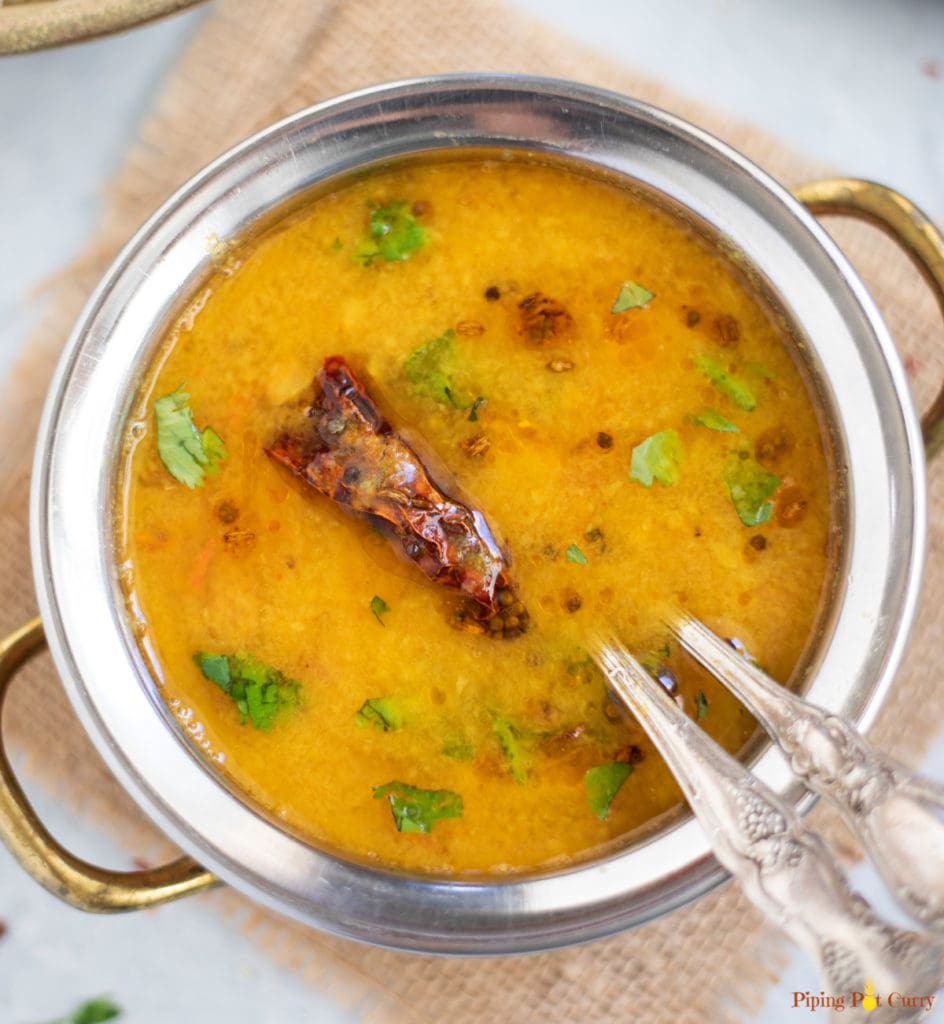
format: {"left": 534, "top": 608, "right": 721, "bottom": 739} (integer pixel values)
{"left": 118, "top": 157, "right": 834, "bottom": 875}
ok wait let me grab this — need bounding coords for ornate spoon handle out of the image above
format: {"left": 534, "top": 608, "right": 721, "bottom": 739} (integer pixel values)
{"left": 594, "top": 638, "right": 944, "bottom": 1022}
{"left": 670, "top": 612, "right": 944, "bottom": 933}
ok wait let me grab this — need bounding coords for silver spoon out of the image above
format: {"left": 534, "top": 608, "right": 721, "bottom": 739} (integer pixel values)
{"left": 594, "top": 636, "right": 944, "bottom": 1023}
{"left": 669, "top": 611, "right": 944, "bottom": 933}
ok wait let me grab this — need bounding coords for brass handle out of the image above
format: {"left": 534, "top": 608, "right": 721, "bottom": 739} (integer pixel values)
{"left": 0, "top": 0, "right": 206, "bottom": 56}
{"left": 0, "top": 618, "right": 219, "bottom": 911}
{"left": 792, "top": 178, "right": 944, "bottom": 461}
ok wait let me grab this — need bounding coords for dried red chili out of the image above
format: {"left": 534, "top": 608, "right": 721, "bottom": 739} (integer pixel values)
{"left": 266, "top": 356, "right": 528, "bottom": 636}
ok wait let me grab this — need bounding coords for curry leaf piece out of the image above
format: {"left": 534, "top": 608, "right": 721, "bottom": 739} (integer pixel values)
{"left": 693, "top": 354, "right": 756, "bottom": 411}
{"left": 154, "top": 384, "right": 228, "bottom": 488}
{"left": 370, "top": 595, "right": 390, "bottom": 624}
{"left": 692, "top": 408, "right": 739, "bottom": 433}
{"left": 194, "top": 652, "right": 300, "bottom": 729}
{"left": 723, "top": 450, "right": 782, "bottom": 527}
{"left": 565, "top": 543, "right": 588, "bottom": 565}
{"left": 696, "top": 690, "right": 709, "bottom": 720}
{"left": 373, "top": 781, "right": 463, "bottom": 833}
{"left": 355, "top": 200, "right": 427, "bottom": 265}
{"left": 404, "top": 329, "right": 471, "bottom": 408}
{"left": 629, "top": 429, "right": 682, "bottom": 487}
{"left": 356, "top": 697, "right": 403, "bottom": 731}
{"left": 611, "top": 280, "right": 655, "bottom": 312}
{"left": 585, "top": 762, "right": 634, "bottom": 820}
{"left": 492, "top": 714, "right": 528, "bottom": 783}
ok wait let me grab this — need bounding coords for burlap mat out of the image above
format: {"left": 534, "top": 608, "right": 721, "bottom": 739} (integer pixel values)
{"left": 3, "top": 2, "right": 942, "bottom": 1022}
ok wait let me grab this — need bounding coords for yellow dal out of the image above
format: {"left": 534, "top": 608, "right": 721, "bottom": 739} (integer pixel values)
{"left": 118, "top": 158, "right": 834, "bottom": 875}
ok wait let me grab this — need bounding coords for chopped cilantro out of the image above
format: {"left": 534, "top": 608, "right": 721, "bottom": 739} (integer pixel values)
{"left": 696, "top": 690, "right": 709, "bottom": 720}
{"left": 356, "top": 697, "right": 402, "bottom": 731}
{"left": 585, "top": 762, "right": 633, "bottom": 820}
{"left": 373, "top": 781, "right": 463, "bottom": 832}
{"left": 354, "top": 200, "right": 427, "bottom": 265}
{"left": 468, "top": 396, "right": 487, "bottom": 422}
{"left": 656, "top": 642, "right": 671, "bottom": 659}
{"left": 692, "top": 408, "right": 739, "bottom": 433}
{"left": 629, "top": 429, "right": 682, "bottom": 487}
{"left": 694, "top": 355, "right": 756, "bottom": 411}
{"left": 330, "top": 237, "right": 343, "bottom": 251}
{"left": 195, "top": 653, "right": 229, "bottom": 688}
{"left": 370, "top": 595, "right": 390, "bottom": 624}
{"left": 194, "top": 651, "right": 300, "bottom": 729}
{"left": 724, "top": 450, "right": 782, "bottom": 527}
{"left": 46, "top": 996, "right": 122, "bottom": 1024}
{"left": 154, "top": 384, "right": 227, "bottom": 488}
{"left": 611, "top": 280, "right": 655, "bottom": 312}
{"left": 404, "top": 329, "right": 471, "bottom": 408}
{"left": 492, "top": 715, "right": 528, "bottom": 783}
{"left": 565, "top": 543, "right": 588, "bottom": 565}
{"left": 442, "top": 738, "right": 475, "bottom": 760}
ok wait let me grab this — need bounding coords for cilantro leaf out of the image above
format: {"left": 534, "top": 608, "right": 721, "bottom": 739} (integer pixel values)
{"left": 723, "top": 451, "right": 782, "bottom": 527}
{"left": 194, "top": 652, "right": 300, "bottom": 729}
{"left": 404, "top": 329, "right": 471, "bottom": 408}
{"left": 370, "top": 595, "right": 390, "bottom": 624}
{"left": 354, "top": 200, "right": 427, "bottom": 265}
{"left": 46, "top": 997, "right": 122, "bottom": 1024}
{"left": 492, "top": 714, "right": 528, "bottom": 783}
{"left": 694, "top": 355, "right": 756, "bottom": 411}
{"left": 629, "top": 429, "right": 682, "bottom": 487}
{"left": 696, "top": 690, "right": 709, "bottom": 720}
{"left": 200, "top": 426, "right": 226, "bottom": 463}
{"left": 611, "top": 280, "right": 655, "bottom": 312}
{"left": 585, "top": 762, "right": 633, "bottom": 820}
{"left": 195, "top": 653, "right": 230, "bottom": 689}
{"left": 692, "top": 408, "right": 739, "bottom": 433}
{"left": 154, "top": 384, "right": 227, "bottom": 488}
{"left": 565, "top": 543, "right": 588, "bottom": 565}
{"left": 373, "top": 781, "right": 463, "bottom": 832}
{"left": 356, "top": 697, "right": 402, "bottom": 731}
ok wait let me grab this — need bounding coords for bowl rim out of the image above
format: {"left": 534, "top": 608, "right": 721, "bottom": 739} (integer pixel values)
{"left": 30, "top": 72, "right": 927, "bottom": 954}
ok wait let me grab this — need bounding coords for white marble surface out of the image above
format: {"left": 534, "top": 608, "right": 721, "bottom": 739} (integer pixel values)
{"left": 1, "top": 1, "right": 942, "bottom": 1021}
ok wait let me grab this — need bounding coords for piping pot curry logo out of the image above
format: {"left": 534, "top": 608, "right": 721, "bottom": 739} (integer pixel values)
{"left": 791, "top": 979, "right": 937, "bottom": 1015}
{"left": 861, "top": 980, "right": 878, "bottom": 1013}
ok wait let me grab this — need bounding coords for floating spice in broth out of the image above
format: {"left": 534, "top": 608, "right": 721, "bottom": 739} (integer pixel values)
{"left": 117, "top": 158, "right": 834, "bottom": 874}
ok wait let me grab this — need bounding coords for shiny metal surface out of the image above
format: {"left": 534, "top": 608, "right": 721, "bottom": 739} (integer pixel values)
{"left": 0, "top": 0, "right": 205, "bottom": 55}
{"left": 29, "top": 76, "right": 927, "bottom": 952}
{"left": 791, "top": 177, "right": 944, "bottom": 460}
{"left": 594, "top": 637, "right": 944, "bottom": 1023}
{"left": 669, "top": 612, "right": 944, "bottom": 933}
{"left": 0, "top": 619, "right": 219, "bottom": 912}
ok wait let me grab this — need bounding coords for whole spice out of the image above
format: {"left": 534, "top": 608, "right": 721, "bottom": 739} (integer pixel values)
{"left": 267, "top": 356, "right": 528, "bottom": 635}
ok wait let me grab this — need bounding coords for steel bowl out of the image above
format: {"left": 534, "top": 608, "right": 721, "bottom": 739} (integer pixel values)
{"left": 5, "top": 74, "right": 943, "bottom": 954}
